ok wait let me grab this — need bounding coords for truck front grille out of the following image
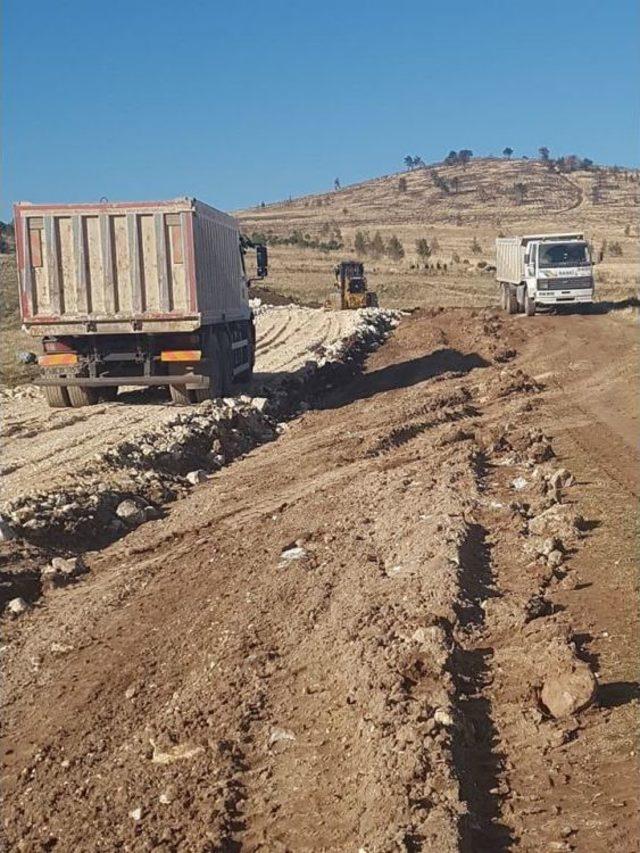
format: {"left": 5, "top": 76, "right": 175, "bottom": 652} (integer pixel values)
{"left": 545, "top": 277, "right": 593, "bottom": 291}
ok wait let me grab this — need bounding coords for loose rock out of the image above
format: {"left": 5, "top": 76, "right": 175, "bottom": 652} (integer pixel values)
{"left": 541, "top": 664, "right": 597, "bottom": 718}
{"left": 7, "top": 597, "right": 28, "bottom": 617}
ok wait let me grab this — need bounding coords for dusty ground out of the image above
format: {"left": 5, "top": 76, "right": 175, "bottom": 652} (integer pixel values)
{"left": 2, "top": 306, "right": 637, "bottom": 851}
{"left": 0, "top": 305, "right": 364, "bottom": 505}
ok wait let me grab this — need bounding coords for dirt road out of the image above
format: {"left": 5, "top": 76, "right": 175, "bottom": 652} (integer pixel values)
{"left": 2, "top": 308, "right": 638, "bottom": 851}
{"left": 0, "top": 305, "right": 363, "bottom": 505}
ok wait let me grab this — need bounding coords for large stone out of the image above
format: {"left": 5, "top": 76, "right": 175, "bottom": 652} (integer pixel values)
{"left": 186, "top": 469, "right": 207, "bottom": 486}
{"left": 549, "top": 468, "right": 574, "bottom": 489}
{"left": 0, "top": 518, "right": 15, "bottom": 541}
{"left": 43, "top": 556, "right": 88, "bottom": 589}
{"left": 116, "top": 500, "right": 146, "bottom": 526}
{"left": 7, "top": 597, "right": 28, "bottom": 616}
{"left": 541, "top": 663, "right": 597, "bottom": 718}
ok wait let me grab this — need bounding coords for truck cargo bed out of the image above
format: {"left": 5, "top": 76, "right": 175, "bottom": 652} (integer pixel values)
{"left": 14, "top": 198, "right": 250, "bottom": 335}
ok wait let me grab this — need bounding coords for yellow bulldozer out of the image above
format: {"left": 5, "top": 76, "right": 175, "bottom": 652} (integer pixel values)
{"left": 325, "top": 261, "right": 378, "bottom": 310}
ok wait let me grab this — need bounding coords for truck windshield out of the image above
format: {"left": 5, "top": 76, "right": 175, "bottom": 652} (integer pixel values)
{"left": 538, "top": 242, "right": 590, "bottom": 268}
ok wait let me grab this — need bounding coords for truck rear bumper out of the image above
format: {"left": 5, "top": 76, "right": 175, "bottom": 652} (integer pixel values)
{"left": 36, "top": 375, "right": 209, "bottom": 388}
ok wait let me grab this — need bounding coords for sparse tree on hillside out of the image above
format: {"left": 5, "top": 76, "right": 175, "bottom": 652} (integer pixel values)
{"left": 354, "top": 231, "right": 369, "bottom": 256}
{"left": 432, "top": 171, "right": 450, "bottom": 194}
{"left": 370, "top": 231, "right": 385, "bottom": 259}
{"left": 503, "top": 147, "right": 514, "bottom": 159}
{"left": 334, "top": 178, "right": 341, "bottom": 190}
{"left": 412, "top": 155, "right": 425, "bottom": 169}
{"left": 451, "top": 176, "right": 460, "bottom": 194}
{"left": 539, "top": 146, "right": 550, "bottom": 162}
{"left": 598, "top": 239, "right": 608, "bottom": 261}
{"left": 398, "top": 176, "right": 407, "bottom": 192}
{"left": 514, "top": 182, "right": 528, "bottom": 204}
{"left": 458, "top": 149, "right": 473, "bottom": 169}
{"left": 404, "top": 155, "right": 415, "bottom": 171}
{"left": 416, "top": 238, "right": 432, "bottom": 262}
{"left": 470, "top": 236, "right": 482, "bottom": 254}
{"left": 609, "top": 241, "right": 623, "bottom": 257}
{"left": 445, "top": 150, "right": 458, "bottom": 165}
{"left": 386, "top": 235, "right": 405, "bottom": 260}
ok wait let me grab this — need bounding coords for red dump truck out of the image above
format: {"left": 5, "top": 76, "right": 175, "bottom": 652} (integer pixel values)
{"left": 14, "top": 197, "right": 267, "bottom": 407}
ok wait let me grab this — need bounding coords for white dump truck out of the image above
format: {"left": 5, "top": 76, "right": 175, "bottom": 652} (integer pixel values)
{"left": 14, "top": 197, "right": 268, "bottom": 407}
{"left": 496, "top": 233, "right": 594, "bottom": 316}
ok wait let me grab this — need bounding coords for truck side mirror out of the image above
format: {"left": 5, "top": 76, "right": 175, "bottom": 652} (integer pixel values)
{"left": 256, "top": 245, "right": 268, "bottom": 278}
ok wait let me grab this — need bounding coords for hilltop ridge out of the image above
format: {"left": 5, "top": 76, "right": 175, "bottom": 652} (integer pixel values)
{"left": 236, "top": 157, "right": 639, "bottom": 308}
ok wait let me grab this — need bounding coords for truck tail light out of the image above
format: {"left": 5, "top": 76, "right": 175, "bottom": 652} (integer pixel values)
{"left": 160, "top": 350, "right": 202, "bottom": 362}
{"left": 39, "top": 353, "right": 79, "bottom": 366}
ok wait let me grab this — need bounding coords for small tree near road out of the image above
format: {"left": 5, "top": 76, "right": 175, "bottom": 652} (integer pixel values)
{"left": 503, "top": 147, "right": 514, "bottom": 159}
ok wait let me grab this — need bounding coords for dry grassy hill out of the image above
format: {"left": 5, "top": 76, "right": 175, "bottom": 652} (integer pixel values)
{"left": 236, "top": 157, "right": 639, "bottom": 308}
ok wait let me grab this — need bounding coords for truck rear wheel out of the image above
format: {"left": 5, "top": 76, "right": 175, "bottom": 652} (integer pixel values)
{"left": 194, "top": 327, "right": 232, "bottom": 401}
{"left": 44, "top": 385, "right": 71, "bottom": 408}
{"left": 499, "top": 283, "right": 507, "bottom": 311}
{"left": 235, "top": 321, "right": 255, "bottom": 384}
{"left": 170, "top": 384, "right": 194, "bottom": 405}
{"left": 99, "top": 386, "right": 118, "bottom": 402}
{"left": 67, "top": 385, "right": 99, "bottom": 407}
{"left": 524, "top": 292, "right": 536, "bottom": 316}
{"left": 506, "top": 286, "right": 518, "bottom": 315}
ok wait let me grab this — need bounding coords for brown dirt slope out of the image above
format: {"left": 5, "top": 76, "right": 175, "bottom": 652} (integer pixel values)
{"left": 2, "top": 308, "right": 637, "bottom": 851}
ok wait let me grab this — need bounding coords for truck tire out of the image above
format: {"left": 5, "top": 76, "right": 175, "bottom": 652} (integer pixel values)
{"left": 216, "top": 328, "right": 234, "bottom": 395}
{"left": 170, "top": 383, "right": 194, "bottom": 405}
{"left": 524, "top": 292, "right": 536, "bottom": 316}
{"left": 499, "top": 283, "right": 507, "bottom": 311}
{"left": 236, "top": 321, "right": 255, "bottom": 384}
{"left": 506, "top": 286, "right": 518, "bottom": 315}
{"left": 99, "top": 386, "right": 118, "bottom": 402}
{"left": 193, "top": 327, "right": 229, "bottom": 400}
{"left": 44, "top": 385, "right": 71, "bottom": 408}
{"left": 67, "top": 385, "right": 99, "bottom": 407}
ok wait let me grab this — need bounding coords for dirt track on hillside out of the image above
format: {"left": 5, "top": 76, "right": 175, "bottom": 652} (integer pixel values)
{"left": 2, "top": 308, "right": 638, "bottom": 851}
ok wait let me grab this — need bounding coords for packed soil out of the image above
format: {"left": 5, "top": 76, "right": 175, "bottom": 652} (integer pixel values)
{"left": 2, "top": 307, "right": 638, "bottom": 851}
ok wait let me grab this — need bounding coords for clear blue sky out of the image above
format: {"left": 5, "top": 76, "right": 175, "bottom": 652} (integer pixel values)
{"left": 3, "top": 0, "right": 638, "bottom": 220}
